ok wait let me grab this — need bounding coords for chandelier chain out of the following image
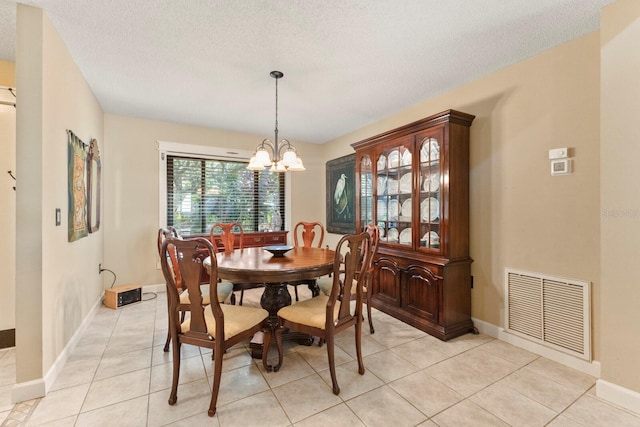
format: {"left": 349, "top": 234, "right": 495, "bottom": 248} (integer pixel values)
{"left": 274, "top": 75, "right": 279, "bottom": 141}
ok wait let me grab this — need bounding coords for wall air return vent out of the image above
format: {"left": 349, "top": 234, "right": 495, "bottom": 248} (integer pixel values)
{"left": 505, "top": 269, "right": 591, "bottom": 361}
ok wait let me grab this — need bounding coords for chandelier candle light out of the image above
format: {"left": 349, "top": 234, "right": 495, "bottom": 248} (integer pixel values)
{"left": 248, "top": 71, "right": 305, "bottom": 172}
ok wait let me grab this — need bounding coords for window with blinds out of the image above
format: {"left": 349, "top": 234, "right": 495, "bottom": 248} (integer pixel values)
{"left": 166, "top": 155, "right": 284, "bottom": 235}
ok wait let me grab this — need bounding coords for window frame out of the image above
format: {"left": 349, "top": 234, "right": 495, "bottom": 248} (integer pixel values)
{"left": 157, "top": 140, "right": 291, "bottom": 235}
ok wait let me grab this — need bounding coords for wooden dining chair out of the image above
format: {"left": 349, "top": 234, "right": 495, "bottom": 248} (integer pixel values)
{"left": 317, "top": 224, "right": 380, "bottom": 334}
{"left": 288, "top": 221, "right": 325, "bottom": 301}
{"left": 210, "top": 222, "right": 262, "bottom": 305}
{"left": 157, "top": 227, "right": 233, "bottom": 352}
{"left": 160, "top": 237, "right": 269, "bottom": 417}
{"left": 267, "top": 231, "right": 373, "bottom": 395}
{"left": 360, "top": 224, "right": 380, "bottom": 333}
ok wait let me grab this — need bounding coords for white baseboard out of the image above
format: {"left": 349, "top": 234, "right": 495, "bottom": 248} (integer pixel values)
{"left": 471, "top": 317, "right": 601, "bottom": 377}
{"left": 11, "top": 378, "right": 45, "bottom": 404}
{"left": 596, "top": 379, "right": 640, "bottom": 415}
{"left": 12, "top": 295, "right": 103, "bottom": 403}
{"left": 12, "top": 285, "right": 165, "bottom": 403}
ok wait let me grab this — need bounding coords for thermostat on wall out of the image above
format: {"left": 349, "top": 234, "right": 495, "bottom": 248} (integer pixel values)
{"left": 551, "top": 158, "right": 571, "bottom": 175}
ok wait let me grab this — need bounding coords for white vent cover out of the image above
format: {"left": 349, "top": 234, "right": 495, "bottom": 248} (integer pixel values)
{"left": 505, "top": 269, "right": 591, "bottom": 361}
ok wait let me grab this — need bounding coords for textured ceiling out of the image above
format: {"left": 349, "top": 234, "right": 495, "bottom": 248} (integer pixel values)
{"left": 0, "top": 0, "right": 615, "bottom": 143}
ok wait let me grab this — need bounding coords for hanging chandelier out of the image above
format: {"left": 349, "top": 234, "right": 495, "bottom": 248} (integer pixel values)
{"left": 248, "top": 71, "right": 305, "bottom": 172}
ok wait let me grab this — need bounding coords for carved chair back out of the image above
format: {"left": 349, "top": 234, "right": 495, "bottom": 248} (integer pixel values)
{"left": 157, "top": 227, "right": 183, "bottom": 291}
{"left": 293, "top": 221, "right": 325, "bottom": 248}
{"left": 210, "top": 222, "right": 244, "bottom": 254}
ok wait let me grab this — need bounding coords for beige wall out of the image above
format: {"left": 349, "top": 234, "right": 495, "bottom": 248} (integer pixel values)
{"left": 324, "top": 33, "right": 602, "bottom": 358}
{"left": 15, "top": 5, "right": 104, "bottom": 385}
{"left": 103, "top": 114, "right": 323, "bottom": 286}
{"left": 0, "top": 60, "right": 15, "bottom": 332}
{"left": 0, "top": 60, "right": 15, "bottom": 84}
{"left": 600, "top": 0, "right": 640, "bottom": 394}
{"left": 13, "top": 0, "right": 640, "bottom": 407}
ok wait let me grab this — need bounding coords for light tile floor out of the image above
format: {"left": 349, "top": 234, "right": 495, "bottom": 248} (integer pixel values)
{"left": 1, "top": 287, "right": 640, "bottom": 426}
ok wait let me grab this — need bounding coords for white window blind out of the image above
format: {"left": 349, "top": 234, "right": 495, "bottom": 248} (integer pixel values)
{"left": 166, "top": 155, "right": 284, "bottom": 235}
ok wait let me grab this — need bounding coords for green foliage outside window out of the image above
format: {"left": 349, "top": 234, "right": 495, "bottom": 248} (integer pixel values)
{"left": 167, "top": 156, "right": 284, "bottom": 235}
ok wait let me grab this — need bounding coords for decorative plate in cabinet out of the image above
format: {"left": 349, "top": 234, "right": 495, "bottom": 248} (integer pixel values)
{"left": 421, "top": 198, "right": 440, "bottom": 221}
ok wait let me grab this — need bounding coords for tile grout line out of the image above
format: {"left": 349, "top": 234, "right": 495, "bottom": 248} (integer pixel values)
{"left": 71, "top": 302, "right": 123, "bottom": 423}
{"left": 22, "top": 300, "right": 127, "bottom": 425}
{"left": 6, "top": 288, "right": 634, "bottom": 426}
{"left": 382, "top": 338, "right": 536, "bottom": 426}
{"left": 0, "top": 398, "right": 40, "bottom": 427}
{"left": 145, "top": 294, "right": 161, "bottom": 427}
{"left": 539, "top": 383, "right": 596, "bottom": 426}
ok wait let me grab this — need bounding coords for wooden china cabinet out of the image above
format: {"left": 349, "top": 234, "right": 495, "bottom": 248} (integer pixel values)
{"left": 352, "top": 109, "right": 475, "bottom": 340}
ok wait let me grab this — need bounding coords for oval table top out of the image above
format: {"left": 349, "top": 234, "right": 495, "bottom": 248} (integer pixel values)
{"left": 204, "top": 246, "right": 335, "bottom": 283}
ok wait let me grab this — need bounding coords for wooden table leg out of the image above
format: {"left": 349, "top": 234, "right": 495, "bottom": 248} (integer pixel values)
{"left": 249, "top": 282, "right": 314, "bottom": 359}
{"left": 249, "top": 283, "right": 291, "bottom": 359}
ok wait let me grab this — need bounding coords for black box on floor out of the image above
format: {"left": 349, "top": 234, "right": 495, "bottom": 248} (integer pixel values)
{"left": 104, "top": 284, "right": 142, "bottom": 309}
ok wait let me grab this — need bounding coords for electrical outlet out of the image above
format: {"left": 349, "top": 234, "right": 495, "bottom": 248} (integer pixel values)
{"left": 99, "top": 263, "right": 102, "bottom": 274}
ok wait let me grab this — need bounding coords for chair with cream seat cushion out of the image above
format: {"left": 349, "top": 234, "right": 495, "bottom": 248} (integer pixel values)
{"left": 268, "top": 231, "right": 373, "bottom": 395}
{"left": 157, "top": 227, "right": 233, "bottom": 352}
{"left": 288, "top": 221, "right": 325, "bottom": 301}
{"left": 317, "top": 224, "right": 379, "bottom": 334}
{"left": 160, "top": 237, "right": 269, "bottom": 417}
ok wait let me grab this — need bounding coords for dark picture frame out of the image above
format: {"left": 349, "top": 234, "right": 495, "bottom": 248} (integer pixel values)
{"left": 87, "top": 138, "right": 101, "bottom": 233}
{"left": 67, "top": 130, "right": 88, "bottom": 242}
{"left": 326, "top": 153, "right": 356, "bottom": 234}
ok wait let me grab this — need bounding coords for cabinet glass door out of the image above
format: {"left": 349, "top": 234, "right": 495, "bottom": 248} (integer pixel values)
{"left": 418, "top": 136, "right": 441, "bottom": 252}
{"left": 360, "top": 155, "right": 373, "bottom": 227}
{"left": 376, "top": 142, "right": 412, "bottom": 247}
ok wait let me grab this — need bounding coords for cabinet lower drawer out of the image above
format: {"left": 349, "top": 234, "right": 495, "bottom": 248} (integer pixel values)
{"left": 246, "top": 236, "right": 265, "bottom": 246}
{"left": 263, "top": 233, "right": 286, "bottom": 245}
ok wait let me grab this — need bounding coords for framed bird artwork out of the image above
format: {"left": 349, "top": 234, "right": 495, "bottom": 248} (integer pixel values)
{"left": 326, "top": 153, "right": 356, "bottom": 234}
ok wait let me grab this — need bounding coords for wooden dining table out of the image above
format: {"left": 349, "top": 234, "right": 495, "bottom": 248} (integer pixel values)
{"left": 203, "top": 246, "right": 335, "bottom": 358}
